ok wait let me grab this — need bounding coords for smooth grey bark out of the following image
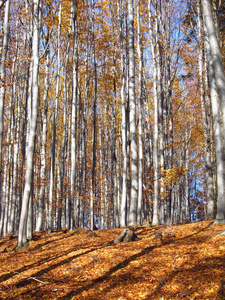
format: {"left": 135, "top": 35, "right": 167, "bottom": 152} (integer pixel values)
{"left": 118, "top": 0, "right": 127, "bottom": 228}
{"left": 128, "top": 0, "right": 138, "bottom": 226}
{"left": 58, "top": 37, "right": 70, "bottom": 231}
{"left": 71, "top": 0, "right": 78, "bottom": 229}
{"left": 185, "top": 128, "right": 190, "bottom": 220}
{"left": 17, "top": 0, "right": 40, "bottom": 249}
{"left": 204, "top": 17, "right": 225, "bottom": 224}
{"left": 197, "top": 0, "right": 214, "bottom": 220}
{"left": 0, "top": 0, "right": 10, "bottom": 193}
{"left": 36, "top": 31, "right": 49, "bottom": 232}
{"left": 0, "top": 114, "right": 10, "bottom": 236}
{"left": 48, "top": 0, "right": 62, "bottom": 233}
{"left": 90, "top": 0, "right": 97, "bottom": 230}
{"left": 149, "top": 0, "right": 159, "bottom": 225}
{"left": 202, "top": 0, "right": 225, "bottom": 140}
{"left": 137, "top": 0, "right": 143, "bottom": 226}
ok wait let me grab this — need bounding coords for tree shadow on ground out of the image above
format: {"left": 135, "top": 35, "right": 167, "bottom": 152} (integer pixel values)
{"left": 143, "top": 254, "right": 225, "bottom": 299}
{"left": 0, "top": 235, "right": 103, "bottom": 284}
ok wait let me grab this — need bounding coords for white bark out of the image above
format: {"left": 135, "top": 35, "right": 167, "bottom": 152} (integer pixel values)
{"left": 118, "top": 0, "right": 127, "bottom": 227}
{"left": 36, "top": 32, "right": 49, "bottom": 232}
{"left": 204, "top": 16, "right": 225, "bottom": 224}
{"left": 0, "top": 0, "right": 10, "bottom": 186}
{"left": 128, "top": 0, "right": 137, "bottom": 226}
{"left": 149, "top": 0, "right": 159, "bottom": 225}
{"left": 71, "top": 0, "right": 78, "bottom": 229}
{"left": 17, "top": 0, "right": 40, "bottom": 249}
{"left": 197, "top": 0, "right": 214, "bottom": 219}
{"left": 137, "top": 0, "right": 143, "bottom": 226}
{"left": 202, "top": 0, "right": 225, "bottom": 140}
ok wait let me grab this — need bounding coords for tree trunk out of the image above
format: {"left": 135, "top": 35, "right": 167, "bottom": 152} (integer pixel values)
{"left": 17, "top": 0, "right": 40, "bottom": 249}
{"left": 137, "top": 0, "right": 143, "bottom": 226}
{"left": 128, "top": 0, "right": 138, "bottom": 226}
{"left": 204, "top": 16, "right": 225, "bottom": 224}
{"left": 36, "top": 30, "right": 49, "bottom": 232}
{"left": 71, "top": 0, "right": 78, "bottom": 229}
{"left": 118, "top": 0, "right": 127, "bottom": 228}
{"left": 90, "top": 0, "right": 97, "bottom": 230}
{"left": 0, "top": 0, "right": 10, "bottom": 199}
{"left": 197, "top": 0, "right": 214, "bottom": 220}
{"left": 149, "top": 0, "right": 159, "bottom": 225}
{"left": 202, "top": 0, "right": 225, "bottom": 140}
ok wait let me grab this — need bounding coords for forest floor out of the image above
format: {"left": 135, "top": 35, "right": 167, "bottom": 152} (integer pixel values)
{"left": 0, "top": 220, "right": 225, "bottom": 299}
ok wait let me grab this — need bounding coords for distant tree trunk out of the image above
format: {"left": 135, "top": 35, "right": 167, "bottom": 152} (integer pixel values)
{"left": 0, "top": 115, "right": 11, "bottom": 236}
{"left": 58, "top": 37, "right": 70, "bottom": 231}
{"left": 36, "top": 30, "right": 49, "bottom": 232}
{"left": 48, "top": 0, "right": 62, "bottom": 233}
{"left": 17, "top": 0, "right": 40, "bottom": 249}
{"left": 128, "top": 0, "right": 137, "bottom": 226}
{"left": 185, "top": 128, "right": 190, "bottom": 221}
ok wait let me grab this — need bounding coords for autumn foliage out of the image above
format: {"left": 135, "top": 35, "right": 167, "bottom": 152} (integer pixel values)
{"left": 0, "top": 220, "right": 225, "bottom": 299}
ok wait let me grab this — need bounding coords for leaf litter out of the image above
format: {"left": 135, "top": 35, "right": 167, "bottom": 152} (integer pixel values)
{"left": 0, "top": 220, "right": 225, "bottom": 299}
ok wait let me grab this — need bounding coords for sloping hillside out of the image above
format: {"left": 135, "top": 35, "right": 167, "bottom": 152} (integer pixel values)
{"left": 0, "top": 220, "right": 225, "bottom": 299}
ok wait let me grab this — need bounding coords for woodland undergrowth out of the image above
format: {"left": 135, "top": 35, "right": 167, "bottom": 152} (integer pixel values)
{"left": 0, "top": 220, "right": 225, "bottom": 299}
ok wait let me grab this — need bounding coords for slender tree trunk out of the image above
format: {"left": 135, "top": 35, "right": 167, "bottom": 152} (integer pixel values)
{"left": 128, "top": 0, "right": 137, "bottom": 226}
{"left": 0, "top": 0, "right": 10, "bottom": 197}
{"left": 17, "top": 0, "right": 40, "bottom": 249}
{"left": 36, "top": 30, "right": 49, "bottom": 232}
{"left": 137, "top": 0, "right": 143, "bottom": 225}
{"left": 118, "top": 0, "right": 127, "bottom": 228}
{"left": 149, "top": 0, "right": 159, "bottom": 225}
{"left": 48, "top": 0, "right": 62, "bottom": 233}
{"left": 90, "top": 0, "right": 97, "bottom": 230}
{"left": 71, "top": 0, "right": 78, "bottom": 229}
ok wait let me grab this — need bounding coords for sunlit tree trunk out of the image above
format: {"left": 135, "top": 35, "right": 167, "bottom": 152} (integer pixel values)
{"left": 0, "top": 0, "right": 10, "bottom": 198}
{"left": 118, "top": 0, "right": 127, "bottom": 228}
{"left": 197, "top": 0, "right": 214, "bottom": 220}
{"left": 202, "top": 0, "right": 225, "bottom": 140}
{"left": 90, "top": 0, "right": 97, "bottom": 230}
{"left": 185, "top": 128, "right": 190, "bottom": 221}
{"left": 71, "top": 0, "right": 78, "bottom": 229}
{"left": 0, "top": 115, "right": 11, "bottom": 236}
{"left": 149, "top": 0, "right": 159, "bottom": 225}
{"left": 128, "top": 0, "right": 137, "bottom": 226}
{"left": 36, "top": 30, "right": 49, "bottom": 232}
{"left": 204, "top": 16, "right": 225, "bottom": 224}
{"left": 17, "top": 0, "right": 40, "bottom": 249}
{"left": 137, "top": 0, "right": 143, "bottom": 226}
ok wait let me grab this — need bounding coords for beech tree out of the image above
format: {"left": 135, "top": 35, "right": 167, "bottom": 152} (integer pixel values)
{"left": 17, "top": 0, "right": 40, "bottom": 249}
{"left": 0, "top": 0, "right": 10, "bottom": 198}
{"left": 202, "top": 0, "right": 225, "bottom": 224}
{"left": 128, "top": 0, "right": 138, "bottom": 226}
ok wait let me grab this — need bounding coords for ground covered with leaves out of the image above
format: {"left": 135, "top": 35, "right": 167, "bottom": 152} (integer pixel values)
{"left": 0, "top": 220, "right": 225, "bottom": 299}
